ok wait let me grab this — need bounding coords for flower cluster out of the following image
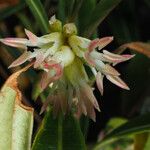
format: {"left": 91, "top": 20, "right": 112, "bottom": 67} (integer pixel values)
{"left": 0, "top": 16, "right": 134, "bottom": 121}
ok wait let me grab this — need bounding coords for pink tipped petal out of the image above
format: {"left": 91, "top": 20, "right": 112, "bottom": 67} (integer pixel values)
{"left": 25, "top": 29, "right": 38, "bottom": 45}
{"left": 40, "top": 63, "right": 63, "bottom": 90}
{"left": 103, "top": 50, "right": 135, "bottom": 65}
{"left": 8, "top": 51, "right": 31, "bottom": 68}
{"left": 106, "top": 75, "right": 130, "bottom": 90}
{"left": 102, "top": 64, "right": 120, "bottom": 76}
{"left": 50, "top": 63, "right": 63, "bottom": 81}
{"left": 34, "top": 52, "right": 45, "bottom": 68}
{"left": 84, "top": 98, "right": 96, "bottom": 122}
{"left": 88, "top": 38, "right": 100, "bottom": 52}
{"left": 88, "top": 37, "right": 113, "bottom": 52}
{"left": 95, "top": 60, "right": 119, "bottom": 76}
{"left": 112, "top": 54, "right": 135, "bottom": 66}
{"left": 0, "top": 38, "right": 27, "bottom": 49}
{"left": 98, "top": 37, "right": 114, "bottom": 50}
{"left": 40, "top": 72, "right": 52, "bottom": 90}
{"left": 84, "top": 51, "right": 96, "bottom": 66}
{"left": 81, "top": 84, "right": 100, "bottom": 112}
{"left": 96, "top": 72, "right": 104, "bottom": 95}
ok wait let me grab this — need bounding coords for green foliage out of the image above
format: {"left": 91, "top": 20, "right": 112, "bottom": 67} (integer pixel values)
{"left": 0, "top": 0, "right": 150, "bottom": 150}
{"left": 32, "top": 110, "right": 86, "bottom": 150}
{"left": 82, "top": 0, "right": 122, "bottom": 37}
{"left": 25, "top": 0, "right": 49, "bottom": 34}
{"left": 0, "top": 67, "right": 33, "bottom": 150}
{"left": 94, "top": 113, "right": 150, "bottom": 149}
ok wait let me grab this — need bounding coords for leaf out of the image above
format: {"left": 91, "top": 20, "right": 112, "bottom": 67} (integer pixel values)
{"left": 57, "top": 0, "right": 66, "bottom": 23}
{"left": 144, "top": 134, "right": 150, "bottom": 150}
{"left": 106, "top": 117, "right": 127, "bottom": 130}
{"left": 0, "top": 64, "right": 33, "bottom": 150}
{"left": 57, "top": 0, "right": 83, "bottom": 23}
{"left": 78, "top": 0, "right": 96, "bottom": 35}
{"left": 115, "top": 42, "right": 150, "bottom": 57}
{"left": 25, "top": 0, "right": 49, "bottom": 34}
{"left": 94, "top": 113, "right": 150, "bottom": 150}
{"left": 67, "top": 0, "right": 84, "bottom": 22}
{"left": 83, "top": 0, "right": 122, "bottom": 37}
{"left": 17, "top": 13, "right": 35, "bottom": 32}
{"left": 134, "top": 133, "right": 149, "bottom": 150}
{"left": 80, "top": 115, "right": 89, "bottom": 138}
{"left": 32, "top": 110, "right": 86, "bottom": 150}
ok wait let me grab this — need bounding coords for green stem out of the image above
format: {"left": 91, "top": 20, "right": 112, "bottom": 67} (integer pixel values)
{"left": 58, "top": 113, "right": 63, "bottom": 150}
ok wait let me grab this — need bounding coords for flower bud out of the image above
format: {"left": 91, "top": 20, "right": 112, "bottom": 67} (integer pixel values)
{"left": 49, "top": 16, "right": 62, "bottom": 32}
{"left": 63, "top": 23, "right": 77, "bottom": 37}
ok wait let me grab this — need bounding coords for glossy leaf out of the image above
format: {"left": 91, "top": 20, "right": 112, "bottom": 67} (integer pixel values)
{"left": 32, "top": 110, "right": 86, "bottom": 150}
{"left": 25, "top": 0, "right": 49, "bottom": 34}
{"left": 94, "top": 113, "right": 150, "bottom": 150}
{"left": 0, "top": 64, "right": 33, "bottom": 150}
{"left": 83, "top": 0, "right": 122, "bottom": 37}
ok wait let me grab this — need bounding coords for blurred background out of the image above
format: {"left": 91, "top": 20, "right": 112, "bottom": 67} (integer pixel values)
{"left": 0, "top": 0, "right": 150, "bottom": 149}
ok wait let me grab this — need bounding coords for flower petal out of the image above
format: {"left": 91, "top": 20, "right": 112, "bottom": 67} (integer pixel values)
{"left": 106, "top": 75, "right": 130, "bottom": 90}
{"left": 8, "top": 51, "right": 31, "bottom": 68}
{"left": 41, "top": 63, "right": 63, "bottom": 90}
{"left": 40, "top": 71, "right": 54, "bottom": 90}
{"left": 102, "top": 64, "right": 120, "bottom": 76}
{"left": 25, "top": 29, "right": 39, "bottom": 45}
{"left": 96, "top": 72, "right": 104, "bottom": 95}
{"left": 34, "top": 52, "right": 45, "bottom": 68}
{"left": 95, "top": 60, "right": 120, "bottom": 76}
{"left": 103, "top": 50, "right": 135, "bottom": 65}
{"left": 0, "top": 38, "right": 28, "bottom": 49}
{"left": 88, "top": 37, "right": 113, "bottom": 51}
{"left": 81, "top": 83, "right": 100, "bottom": 112}
{"left": 84, "top": 51, "right": 96, "bottom": 66}
{"left": 83, "top": 97, "right": 96, "bottom": 122}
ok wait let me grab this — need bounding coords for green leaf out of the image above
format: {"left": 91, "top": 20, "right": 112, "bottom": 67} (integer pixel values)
{"left": 68, "top": 0, "right": 84, "bottom": 22}
{"left": 0, "top": 65, "right": 33, "bottom": 150}
{"left": 83, "top": 0, "right": 122, "bottom": 37}
{"left": 17, "top": 13, "right": 35, "bottom": 32}
{"left": 57, "top": 0, "right": 66, "bottom": 23}
{"left": 57, "top": 0, "right": 83, "bottom": 23}
{"left": 25, "top": 0, "right": 49, "bottom": 34}
{"left": 134, "top": 133, "right": 149, "bottom": 150}
{"left": 32, "top": 110, "right": 86, "bottom": 150}
{"left": 78, "top": 0, "right": 96, "bottom": 35}
{"left": 144, "top": 134, "right": 150, "bottom": 150}
{"left": 94, "top": 113, "right": 150, "bottom": 150}
{"left": 106, "top": 117, "right": 127, "bottom": 130}
{"left": 80, "top": 115, "right": 89, "bottom": 138}
{"left": 0, "top": 1, "right": 26, "bottom": 21}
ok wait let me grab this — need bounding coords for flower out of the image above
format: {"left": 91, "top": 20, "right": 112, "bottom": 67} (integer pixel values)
{"left": 0, "top": 16, "right": 134, "bottom": 121}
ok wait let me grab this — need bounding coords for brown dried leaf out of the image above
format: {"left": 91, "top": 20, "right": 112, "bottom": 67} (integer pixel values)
{"left": 115, "top": 42, "right": 150, "bottom": 57}
{"left": 3, "top": 63, "right": 33, "bottom": 105}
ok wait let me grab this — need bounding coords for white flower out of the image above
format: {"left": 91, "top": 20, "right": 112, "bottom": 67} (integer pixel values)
{"left": 0, "top": 16, "right": 134, "bottom": 121}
